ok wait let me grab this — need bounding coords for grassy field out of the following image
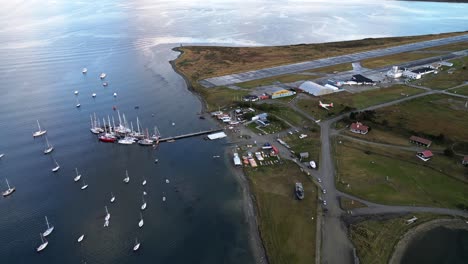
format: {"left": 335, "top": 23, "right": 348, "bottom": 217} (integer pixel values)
{"left": 339, "top": 197, "right": 367, "bottom": 210}
{"left": 360, "top": 51, "right": 443, "bottom": 69}
{"left": 418, "top": 56, "right": 468, "bottom": 89}
{"left": 306, "top": 63, "right": 353, "bottom": 74}
{"left": 282, "top": 132, "right": 321, "bottom": 164}
{"left": 369, "top": 94, "right": 468, "bottom": 143}
{"left": 449, "top": 85, "right": 468, "bottom": 96}
{"left": 349, "top": 213, "right": 451, "bottom": 264}
{"left": 245, "top": 161, "right": 317, "bottom": 264}
{"left": 296, "top": 85, "right": 423, "bottom": 120}
{"left": 236, "top": 74, "right": 310, "bottom": 89}
{"left": 342, "top": 129, "right": 412, "bottom": 147}
{"left": 247, "top": 118, "right": 290, "bottom": 134}
{"left": 334, "top": 139, "right": 468, "bottom": 209}
{"left": 194, "top": 84, "right": 249, "bottom": 111}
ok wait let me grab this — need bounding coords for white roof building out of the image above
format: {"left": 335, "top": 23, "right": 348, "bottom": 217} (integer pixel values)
{"left": 207, "top": 132, "right": 227, "bottom": 140}
{"left": 298, "top": 81, "right": 335, "bottom": 96}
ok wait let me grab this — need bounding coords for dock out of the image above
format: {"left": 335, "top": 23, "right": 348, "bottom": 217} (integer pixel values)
{"left": 159, "top": 128, "right": 223, "bottom": 142}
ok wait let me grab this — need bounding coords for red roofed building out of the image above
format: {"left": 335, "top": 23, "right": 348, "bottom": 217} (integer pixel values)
{"left": 350, "top": 122, "right": 369, "bottom": 135}
{"left": 409, "top": 136, "right": 432, "bottom": 147}
{"left": 417, "top": 150, "right": 433, "bottom": 161}
{"left": 463, "top": 156, "right": 468, "bottom": 166}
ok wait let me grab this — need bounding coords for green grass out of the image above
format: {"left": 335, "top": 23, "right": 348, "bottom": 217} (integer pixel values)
{"left": 421, "top": 41, "right": 468, "bottom": 52}
{"left": 236, "top": 74, "right": 309, "bottom": 89}
{"left": 334, "top": 139, "right": 468, "bottom": 209}
{"left": 361, "top": 51, "right": 444, "bottom": 69}
{"left": 419, "top": 56, "right": 468, "bottom": 89}
{"left": 350, "top": 213, "right": 451, "bottom": 264}
{"left": 245, "top": 161, "right": 317, "bottom": 264}
{"left": 449, "top": 85, "right": 468, "bottom": 96}
{"left": 306, "top": 63, "right": 352, "bottom": 74}
{"left": 339, "top": 197, "right": 367, "bottom": 210}
{"left": 297, "top": 85, "right": 423, "bottom": 120}
{"left": 247, "top": 117, "right": 290, "bottom": 135}
{"left": 282, "top": 133, "right": 321, "bottom": 164}
{"left": 370, "top": 94, "right": 468, "bottom": 142}
{"left": 194, "top": 84, "right": 249, "bottom": 111}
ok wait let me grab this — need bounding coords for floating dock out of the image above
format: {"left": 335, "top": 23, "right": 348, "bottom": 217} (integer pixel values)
{"left": 159, "top": 128, "right": 223, "bottom": 142}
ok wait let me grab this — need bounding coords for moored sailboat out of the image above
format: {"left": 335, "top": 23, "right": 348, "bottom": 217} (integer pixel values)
{"left": 52, "top": 159, "right": 60, "bottom": 172}
{"left": 33, "top": 120, "right": 47, "bottom": 137}
{"left": 138, "top": 212, "right": 144, "bottom": 228}
{"left": 2, "top": 178, "right": 15, "bottom": 197}
{"left": 74, "top": 168, "right": 81, "bottom": 182}
{"left": 77, "top": 234, "right": 85, "bottom": 243}
{"left": 36, "top": 233, "right": 48, "bottom": 252}
{"left": 43, "top": 135, "right": 54, "bottom": 154}
{"left": 123, "top": 170, "right": 130, "bottom": 183}
{"left": 133, "top": 238, "right": 140, "bottom": 251}
{"left": 141, "top": 195, "right": 147, "bottom": 211}
{"left": 43, "top": 216, "right": 54, "bottom": 237}
{"left": 110, "top": 192, "right": 115, "bottom": 203}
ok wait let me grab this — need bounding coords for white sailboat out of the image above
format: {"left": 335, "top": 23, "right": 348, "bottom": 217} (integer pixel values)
{"left": 141, "top": 195, "right": 147, "bottom": 211}
{"left": 104, "top": 220, "right": 109, "bottom": 227}
{"left": 105, "top": 206, "right": 110, "bottom": 221}
{"left": 138, "top": 212, "right": 144, "bottom": 228}
{"left": 77, "top": 234, "right": 85, "bottom": 243}
{"left": 43, "top": 135, "right": 54, "bottom": 154}
{"left": 0, "top": 153, "right": 4, "bottom": 159}
{"left": 123, "top": 170, "right": 130, "bottom": 183}
{"left": 92, "top": 93, "right": 96, "bottom": 98}
{"left": 76, "top": 97, "right": 81, "bottom": 108}
{"left": 52, "top": 159, "right": 60, "bottom": 172}
{"left": 74, "top": 168, "right": 81, "bottom": 182}
{"left": 110, "top": 192, "right": 115, "bottom": 203}
{"left": 82, "top": 68, "right": 87, "bottom": 74}
{"left": 99, "top": 73, "right": 106, "bottom": 79}
{"left": 43, "top": 216, "right": 54, "bottom": 237}
{"left": 74, "top": 90, "right": 79, "bottom": 95}
{"left": 142, "top": 175, "right": 146, "bottom": 186}
{"left": 33, "top": 120, "right": 47, "bottom": 137}
{"left": 81, "top": 179, "right": 88, "bottom": 190}
{"left": 133, "top": 238, "right": 140, "bottom": 251}
{"left": 2, "top": 178, "right": 15, "bottom": 197}
{"left": 36, "top": 233, "right": 48, "bottom": 252}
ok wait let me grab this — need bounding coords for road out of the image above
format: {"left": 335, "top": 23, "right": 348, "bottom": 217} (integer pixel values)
{"left": 285, "top": 85, "right": 468, "bottom": 264}
{"left": 201, "top": 34, "right": 468, "bottom": 87}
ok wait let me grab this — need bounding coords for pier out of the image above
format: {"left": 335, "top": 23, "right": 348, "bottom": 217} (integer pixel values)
{"left": 159, "top": 128, "right": 223, "bottom": 142}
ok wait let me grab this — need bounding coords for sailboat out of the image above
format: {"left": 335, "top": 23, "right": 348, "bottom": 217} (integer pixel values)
{"left": 33, "top": 120, "right": 47, "bottom": 137}
{"left": 77, "top": 234, "right": 85, "bottom": 243}
{"left": 82, "top": 68, "right": 87, "bottom": 74}
{"left": 133, "top": 238, "right": 140, "bottom": 251}
{"left": 76, "top": 98, "right": 81, "bottom": 108}
{"left": 104, "top": 220, "right": 109, "bottom": 227}
{"left": 81, "top": 179, "right": 88, "bottom": 190}
{"left": 105, "top": 206, "right": 111, "bottom": 221}
{"left": 0, "top": 153, "right": 4, "bottom": 159}
{"left": 99, "top": 73, "right": 106, "bottom": 79}
{"left": 138, "top": 212, "right": 144, "bottom": 228}
{"left": 2, "top": 178, "right": 15, "bottom": 197}
{"left": 110, "top": 192, "right": 115, "bottom": 203}
{"left": 138, "top": 128, "right": 154, "bottom": 146}
{"left": 36, "top": 233, "right": 48, "bottom": 252}
{"left": 142, "top": 175, "right": 146, "bottom": 186}
{"left": 43, "top": 136, "right": 54, "bottom": 154}
{"left": 123, "top": 170, "right": 130, "bottom": 183}
{"left": 43, "top": 216, "right": 54, "bottom": 237}
{"left": 141, "top": 195, "right": 147, "bottom": 211}
{"left": 74, "top": 168, "right": 81, "bottom": 182}
{"left": 52, "top": 159, "right": 60, "bottom": 172}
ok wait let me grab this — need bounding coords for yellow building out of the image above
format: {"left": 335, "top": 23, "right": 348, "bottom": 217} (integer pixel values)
{"left": 269, "top": 88, "right": 296, "bottom": 99}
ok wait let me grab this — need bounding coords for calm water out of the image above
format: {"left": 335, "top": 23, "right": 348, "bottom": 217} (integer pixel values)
{"left": 0, "top": 0, "right": 467, "bottom": 263}
{"left": 401, "top": 227, "right": 468, "bottom": 264}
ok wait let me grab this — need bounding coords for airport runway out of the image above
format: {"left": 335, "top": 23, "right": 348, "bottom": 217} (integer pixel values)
{"left": 201, "top": 34, "right": 468, "bottom": 87}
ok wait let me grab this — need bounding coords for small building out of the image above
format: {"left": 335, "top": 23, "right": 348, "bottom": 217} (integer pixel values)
{"left": 409, "top": 136, "right": 432, "bottom": 147}
{"left": 350, "top": 122, "right": 369, "bottom": 135}
{"left": 350, "top": 74, "right": 375, "bottom": 85}
{"left": 207, "top": 132, "right": 227, "bottom": 140}
{"left": 252, "top": 113, "right": 268, "bottom": 121}
{"left": 299, "top": 152, "right": 309, "bottom": 160}
{"left": 412, "top": 67, "right": 435, "bottom": 75}
{"left": 403, "top": 70, "right": 421, "bottom": 79}
{"left": 387, "top": 66, "right": 403, "bottom": 78}
{"left": 269, "top": 88, "right": 296, "bottom": 99}
{"left": 417, "top": 150, "right": 433, "bottom": 162}
{"left": 463, "top": 156, "right": 468, "bottom": 166}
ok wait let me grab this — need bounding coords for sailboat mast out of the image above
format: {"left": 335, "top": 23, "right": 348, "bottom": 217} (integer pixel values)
{"left": 137, "top": 117, "right": 141, "bottom": 134}
{"left": 103, "top": 118, "right": 107, "bottom": 133}
{"left": 37, "top": 120, "right": 41, "bottom": 131}
{"left": 117, "top": 110, "right": 122, "bottom": 127}
{"left": 6, "top": 179, "right": 10, "bottom": 189}
{"left": 45, "top": 216, "right": 50, "bottom": 229}
{"left": 108, "top": 116, "right": 112, "bottom": 133}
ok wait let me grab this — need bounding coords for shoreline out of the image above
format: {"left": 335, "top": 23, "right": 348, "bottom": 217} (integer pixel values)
{"left": 170, "top": 47, "right": 269, "bottom": 264}
{"left": 389, "top": 218, "right": 468, "bottom": 264}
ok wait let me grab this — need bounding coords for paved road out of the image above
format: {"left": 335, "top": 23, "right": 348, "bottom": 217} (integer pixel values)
{"left": 353, "top": 206, "right": 468, "bottom": 218}
{"left": 201, "top": 34, "right": 468, "bottom": 87}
